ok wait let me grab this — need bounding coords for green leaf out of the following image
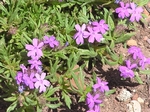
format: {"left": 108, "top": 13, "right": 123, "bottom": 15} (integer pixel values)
{"left": 78, "top": 49, "right": 97, "bottom": 58}
{"left": 62, "top": 92, "right": 72, "bottom": 109}
{"left": 104, "top": 57, "right": 118, "bottom": 66}
{"left": 139, "top": 69, "right": 150, "bottom": 74}
{"left": 103, "top": 8, "right": 109, "bottom": 21}
{"left": 135, "top": 72, "right": 143, "bottom": 84}
{"left": 136, "top": 0, "right": 149, "bottom": 6}
{"left": 105, "top": 89, "right": 116, "bottom": 96}
{"left": 44, "top": 87, "right": 59, "bottom": 98}
{"left": 106, "top": 46, "right": 119, "bottom": 61}
{"left": 108, "top": 15, "right": 114, "bottom": 30}
{"left": 4, "top": 96, "right": 16, "bottom": 102}
{"left": 115, "top": 32, "right": 135, "bottom": 43}
{"left": 6, "top": 101, "right": 17, "bottom": 112}
{"left": 25, "top": 97, "right": 37, "bottom": 106}
{"left": 46, "top": 103, "right": 62, "bottom": 109}
{"left": 0, "top": 4, "right": 9, "bottom": 15}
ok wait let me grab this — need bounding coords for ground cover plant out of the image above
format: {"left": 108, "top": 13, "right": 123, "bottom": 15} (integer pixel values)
{"left": 0, "top": 0, "right": 150, "bottom": 112}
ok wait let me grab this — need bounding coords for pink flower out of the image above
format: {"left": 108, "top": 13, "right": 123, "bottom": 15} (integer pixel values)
{"left": 34, "top": 73, "right": 50, "bottom": 93}
{"left": 43, "top": 35, "right": 59, "bottom": 48}
{"left": 128, "top": 3, "right": 143, "bottom": 22}
{"left": 86, "top": 93, "right": 102, "bottom": 109}
{"left": 115, "top": 2, "right": 130, "bottom": 19}
{"left": 92, "top": 19, "right": 109, "bottom": 34}
{"left": 84, "top": 26, "right": 103, "bottom": 43}
{"left": 25, "top": 38, "right": 44, "bottom": 59}
{"left": 73, "top": 24, "right": 86, "bottom": 45}
{"left": 93, "top": 77, "right": 109, "bottom": 92}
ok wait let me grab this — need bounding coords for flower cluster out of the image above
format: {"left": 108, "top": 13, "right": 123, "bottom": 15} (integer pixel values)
{"left": 86, "top": 77, "right": 109, "bottom": 112}
{"left": 119, "top": 46, "right": 150, "bottom": 78}
{"left": 73, "top": 19, "right": 109, "bottom": 45}
{"left": 115, "top": 2, "right": 143, "bottom": 22}
{"left": 15, "top": 36, "right": 59, "bottom": 93}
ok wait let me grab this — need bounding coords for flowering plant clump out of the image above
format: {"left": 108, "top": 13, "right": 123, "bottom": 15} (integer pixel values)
{"left": 0, "top": 0, "right": 149, "bottom": 112}
{"left": 115, "top": 2, "right": 143, "bottom": 22}
{"left": 119, "top": 46, "right": 150, "bottom": 83}
{"left": 86, "top": 77, "right": 109, "bottom": 112}
{"left": 73, "top": 19, "right": 109, "bottom": 45}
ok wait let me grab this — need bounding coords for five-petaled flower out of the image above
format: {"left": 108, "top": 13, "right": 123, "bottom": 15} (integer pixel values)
{"left": 93, "top": 77, "right": 109, "bottom": 92}
{"left": 25, "top": 38, "right": 44, "bottom": 59}
{"left": 119, "top": 60, "right": 137, "bottom": 78}
{"left": 92, "top": 19, "right": 109, "bottom": 34}
{"left": 28, "top": 57, "right": 42, "bottom": 70}
{"left": 84, "top": 26, "right": 103, "bottom": 43}
{"left": 139, "top": 56, "right": 150, "bottom": 69}
{"left": 73, "top": 24, "right": 86, "bottom": 45}
{"left": 34, "top": 73, "right": 50, "bottom": 93}
{"left": 115, "top": 2, "right": 130, "bottom": 19}
{"left": 128, "top": 46, "right": 143, "bottom": 60}
{"left": 44, "top": 35, "right": 59, "bottom": 48}
{"left": 86, "top": 93, "right": 102, "bottom": 109}
{"left": 128, "top": 2, "right": 143, "bottom": 22}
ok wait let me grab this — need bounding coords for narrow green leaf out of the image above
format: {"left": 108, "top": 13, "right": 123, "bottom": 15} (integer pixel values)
{"left": 139, "top": 69, "right": 150, "bottom": 75}
{"left": 135, "top": 72, "right": 143, "bottom": 84}
{"left": 4, "top": 96, "right": 16, "bottom": 102}
{"left": 45, "top": 87, "right": 59, "bottom": 98}
{"left": 108, "top": 15, "right": 114, "bottom": 30}
{"left": 104, "top": 57, "right": 118, "bottom": 66}
{"left": 6, "top": 101, "right": 17, "bottom": 112}
{"left": 105, "top": 89, "right": 116, "bottom": 96}
{"left": 46, "top": 103, "right": 62, "bottom": 109}
{"left": 115, "top": 32, "right": 135, "bottom": 43}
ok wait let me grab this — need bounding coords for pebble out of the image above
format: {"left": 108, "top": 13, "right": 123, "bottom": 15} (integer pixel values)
{"left": 127, "top": 39, "right": 137, "bottom": 46}
{"left": 127, "top": 100, "right": 141, "bottom": 112}
{"left": 137, "top": 97, "right": 144, "bottom": 104}
{"left": 132, "top": 93, "right": 138, "bottom": 100}
{"left": 147, "top": 38, "right": 150, "bottom": 44}
{"left": 116, "top": 89, "right": 132, "bottom": 102}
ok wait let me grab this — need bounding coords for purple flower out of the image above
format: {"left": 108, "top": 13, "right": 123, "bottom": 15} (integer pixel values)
{"left": 84, "top": 26, "right": 103, "bottom": 43}
{"left": 115, "top": 2, "right": 130, "bottom": 19}
{"left": 128, "top": 46, "right": 143, "bottom": 60}
{"left": 18, "top": 85, "right": 25, "bottom": 93}
{"left": 92, "top": 20, "right": 109, "bottom": 34}
{"left": 25, "top": 38, "right": 44, "bottom": 59}
{"left": 20, "top": 64, "right": 27, "bottom": 74}
{"left": 34, "top": 73, "right": 50, "bottom": 93}
{"left": 86, "top": 93, "right": 102, "bottom": 109}
{"left": 26, "top": 73, "right": 37, "bottom": 89}
{"left": 128, "top": 3, "right": 143, "bottom": 22}
{"left": 119, "top": 60, "right": 137, "bottom": 78}
{"left": 15, "top": 71, "right": 23, "bottom": 85}
{"left": 139, "top": 57, "right": 150, "bottom": 69}
{"left": 43, "top": 35, "right": 59, "bottom": 48}
{"left": 22, "top": 74, "right": 30, "bottom": 86}
{"left": 73, "top": 24, "right": 86, "bottom": 45}
{"left": 93, "top": 77, "right": 109, "bottom": 92}
{"left": 126, "top": 60, "right": 137, "bottom": 69}
{"left": 28, "top": 57, "right": 42, "bottom": 70}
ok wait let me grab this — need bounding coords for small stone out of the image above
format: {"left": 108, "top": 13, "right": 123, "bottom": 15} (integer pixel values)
{"left": 132, "top": 93, "right": 138, "bottom": 100}
{"left": 147, "top": 38, "right": 150, "bottom": 44}
{"left": 143, "top": 36, "right": 148, "bottom": 41}
{"left": 127, "top": 100, "right": 141, "bottom": 112}
{"left": 137, "top": 97, "right": 144, "bottom": 104}
{"left": 116, "top": 89, "right": 132, "bottom": 102}
{"left": 127, "top": 39, "right": 137, "bottom": 46}
{"left": 132, "top": 89, "right": 136, "bottom": 93}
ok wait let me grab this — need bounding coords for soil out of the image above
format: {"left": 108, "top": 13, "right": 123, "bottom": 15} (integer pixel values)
{"left": 1, "top": 2, "right": 150, "bottom": 112}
